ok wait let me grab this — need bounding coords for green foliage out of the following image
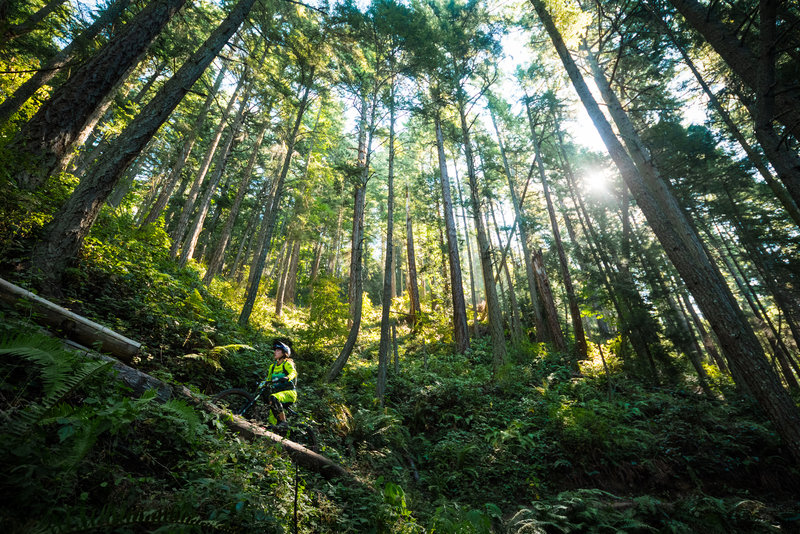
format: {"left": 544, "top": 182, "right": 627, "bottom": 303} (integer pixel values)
{"left": 507, "top": 489, "right": 786, "bottom": 533}
{"left": 305, "top": 275, "right": 349, "bottom": 345}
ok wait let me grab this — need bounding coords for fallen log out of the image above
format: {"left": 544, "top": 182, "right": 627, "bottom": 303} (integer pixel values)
{"left": 62, "top": 340, "right": 353, "bottom": 481}
{"left": 0, "top": 277, "right": 141, "bottom": 362}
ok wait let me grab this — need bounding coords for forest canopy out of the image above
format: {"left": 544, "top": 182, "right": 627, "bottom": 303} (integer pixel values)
{"left": 1, "top": 0, "right": 799, "bottom": 532}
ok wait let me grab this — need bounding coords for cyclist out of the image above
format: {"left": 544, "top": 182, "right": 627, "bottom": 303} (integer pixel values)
{"left": 265, "top": 340, "right": 297, "bottom": 430}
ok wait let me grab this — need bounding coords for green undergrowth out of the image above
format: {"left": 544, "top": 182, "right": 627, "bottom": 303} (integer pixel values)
{"left": 1, "top": 209, "right": 799, "bottom": 532}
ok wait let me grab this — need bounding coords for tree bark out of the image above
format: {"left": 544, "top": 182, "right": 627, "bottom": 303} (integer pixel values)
{"left": 0, "top": 277, "right": 141, "bottom": 362}
{"left": 667, "top": 0, "right": 800, "bottom": 142}
{"left": 179, "top": 82, "right": 251, "bottom": 267}
{"left": 488, "top": 106, "right": 550, "bottom": 343}
{"left": 405, "top": 185, "right": 422, "bottom": 327}
{"left": 434, "top": 108, "right": 470, "bottom": 353}
{"left": 453, "top": 156, "right": 479, "bottom": 334}
{"left": 239, "top": 67, "right": 314, "bottom": 326}
{"left": 2, "top": 0, "right": 69, "bottom": 44}
{"left": 13, "top": 0, "right": 189, "bottom": 190}
{"left": 327, "top": 87, "right": 375, "bottom": 381}
{"left": 644, "top": 1, "right": 800, "bottom": 230}
{"left": 204, "top": 120, "right": 267, "bottom": 284}
{"left": 141, "top": 62, "right": 228, "bottom": 228}
{"left": 526, "top": 100, "right": 587, "bottom": 363}
{"left": 170, "top": 74, "right": 247, "bottom": 259}
{"left": 0, "top": 0, "right": 133, "bottom": 124}
{"left": 377, "top": 78, "right": 396, "bottom": 402}
{"left": 29, "top": 0, "right": 260, "bottom": 291}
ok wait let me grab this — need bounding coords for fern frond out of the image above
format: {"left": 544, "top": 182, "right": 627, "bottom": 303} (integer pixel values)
{"left": 207, "top": 344, "right": 255, "bottom": 358}
{"left": 30, "top": 505, "right": 233, "bottom": 534}
{"left": 0, "top": 333, "right": 77, "bottom": 397}
{"left": 3, "top": 359, "right": 113, "bottom": 436}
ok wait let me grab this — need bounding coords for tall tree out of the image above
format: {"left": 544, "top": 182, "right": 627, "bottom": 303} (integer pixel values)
{"left": 0, "top": 0, "right": 133, "bottom": 124}
{"left": 530, "top": 0, "right": 800, "bottom": 463}
{"left": 11, "top": 0, "right": 190, "bottom": 190}
{"left": 29, "top": 0, "right": 263, "bottom": 291}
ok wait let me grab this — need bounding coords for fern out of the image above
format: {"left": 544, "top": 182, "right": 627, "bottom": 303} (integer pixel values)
{"left": 29, "top": 506, "right": 233, "bottom": 534}
{"left": 2, "top": 353, "right": 112, "bottom": 437}
{"left": 181, "top": 343, "right": 254, "bottom": 371}
{"left": 0, "top": 333, "right": 77, "bottom": 397}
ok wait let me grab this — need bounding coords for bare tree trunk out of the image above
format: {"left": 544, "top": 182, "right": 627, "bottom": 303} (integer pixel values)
{"left": 531, "top": 248, "right": 564, "bottom": 352}
{"left": 239, "top": 67, "right": 314, "bottom": 326}
{"left": 328, "top": 87, "right": 375, "bottom": 381}
{"left": 204, "top": 121, "right": 267, "bottom": 284}
{"left": 327, "top": 193, "right": 345, "bottom": 277}
{"left": 13, "top": 0, "right": 189, "bottom": 190}
{"left": 489, "top": 198, "right": 524, "bottom": 347}
{"left": 170, "top": 74, "right": 246, "bottom": 259}
{"left": 533, "top": 0, "right": 800, "bottom": 462}
{"left": 179, "top": 83, "right": 250, "bottom": 267}
{"left": 452, "top": 157, "right": 479, "bottom": 334}
{"left": 70, "top": 61, "right": 165, "bottom": 179}
{"left": 141, "top": 62, "right": 228, "bottom": 227}
{"left": 283, "top": 239, "right": 301, "bottom": 305}
{"left": 29, "top": 0, "right": 259, "bottom": 291}
{"left": 526, "top": 99, "right": 587, "bottom": 362}
{"left": 434, "top": 109, "right": 470, "bottom": 354}
{"left": 377, "top": 78, "right": 397, "bottom": 402}
{"left": 0, "top": 0, "right": 132, "bottom": 124}
{"left": 405, "top": 185, "right": 422, "bottom": 327}
{"left": 488, "top": 105, "right": 554, "bottom": 344}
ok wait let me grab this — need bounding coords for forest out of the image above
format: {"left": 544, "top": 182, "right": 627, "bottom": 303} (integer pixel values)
{"left": 1, "top": 0, "right": 800, "bottom": 531}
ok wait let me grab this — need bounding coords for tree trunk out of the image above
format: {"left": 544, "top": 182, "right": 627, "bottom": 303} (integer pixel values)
{"left": 488, "top": 106, "right": 550, "bottom": 342}
{"left": 141, "top": 62, "right": 228, "bottom": 227}
{"left": 532, "top": 0, "right": 800, "bottom": 463}
{"left": 179, "top": 82, "right": 250, "bottom": 267}
{"left": 328, "top": 87, "right": 375, "bottom": 381}
{"left": 453, "top": 157, "right": 479, "bottom": 334}
{"left": 327, "top": 193, "right": 345, "bottom": 277}
{"left": 29, "top": 0, "right": 259, "bottom": 292}
{"left": 170, "top": 74, "right": 247, "bottom": 259}
{"left": 0, "top": 0, "right": 133, "bottom": 124}
{"left": 526, "top": 99, "right": 587, "bottom": 362}
{"left": 434, "top": 108, "right": 470, "bottom": 353}
{"left": 645, "top": 2, "right": 800, "bottom": 229}
{"left": 377, "top": 78, "right": 396, "bottom": 402}
{"left": 69, "top": 61, "right": 164, "bottom": 179}
{"left": 13, "top": 0, "right": 188, "bottom": 190}
{"left": 283, "top": 239, "right": 301, "bottom": 305}
{"left": 239, "top": 67, "right": 314, "bottom": 326}
{"left": 488, "top": 198, "right": 524, "bottom": 348}
{"left": 204, "top": 121, "right": 267, "bottom": 284}
{"left": 2, "top": 0, "right": 69, "bottom": 44}
{"left": 667, "top": 0, "right": 800, "bottom": 142}
{"left": 405, "top": 185, "right": 422, "bottom": 327}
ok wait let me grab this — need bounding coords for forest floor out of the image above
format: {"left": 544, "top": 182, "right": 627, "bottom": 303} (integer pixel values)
{"left": 1, "top": 218, "right": 800, "bottom": 533}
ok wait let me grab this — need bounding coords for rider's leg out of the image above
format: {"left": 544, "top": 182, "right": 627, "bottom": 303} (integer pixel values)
{"left": 268, "top": 395, "right": 288, "bottom": 429}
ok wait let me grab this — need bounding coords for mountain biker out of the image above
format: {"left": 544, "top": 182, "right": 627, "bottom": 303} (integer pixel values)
{"left": 265, "top": 340, "right": 297, "bottom": 430}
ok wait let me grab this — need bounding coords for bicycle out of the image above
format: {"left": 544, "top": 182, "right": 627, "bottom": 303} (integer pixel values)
{"left": 213, "top": 378, "right": 318, "bottom": 451}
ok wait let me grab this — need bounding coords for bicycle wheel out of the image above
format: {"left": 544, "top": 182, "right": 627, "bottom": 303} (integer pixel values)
{"left": 213, "top": 388, "right": 255, "bottom": 417}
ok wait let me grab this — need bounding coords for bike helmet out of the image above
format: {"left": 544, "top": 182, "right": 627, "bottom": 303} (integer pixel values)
{"left": 273, "top": 341, "right": 291, "bottom": 357}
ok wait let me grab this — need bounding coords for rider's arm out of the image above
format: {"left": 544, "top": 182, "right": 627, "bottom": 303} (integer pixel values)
{"left": 283, "top": 359, "right": 297, "bottom": 382}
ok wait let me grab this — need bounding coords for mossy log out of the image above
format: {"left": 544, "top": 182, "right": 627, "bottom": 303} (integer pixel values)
{"left": 84, "top": 347, "right": 353, "bottom": 481}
